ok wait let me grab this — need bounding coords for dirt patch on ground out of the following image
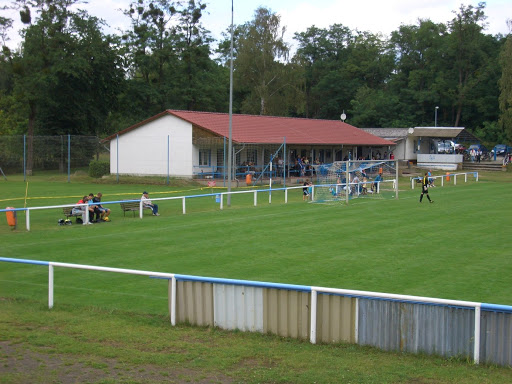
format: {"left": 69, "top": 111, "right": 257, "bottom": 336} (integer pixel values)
{"left": 0, "top": 341, "right": 232, "bottom": 384}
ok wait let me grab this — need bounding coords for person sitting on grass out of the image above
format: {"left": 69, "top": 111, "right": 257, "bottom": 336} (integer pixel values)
{"left": 141, "top": 191, "right": 159, "bottom": 216}
{"left": 92, "top": 192, "right": 111, "bottom": 222}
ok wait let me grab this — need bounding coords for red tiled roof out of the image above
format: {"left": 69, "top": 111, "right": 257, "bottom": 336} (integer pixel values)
{"left": 104, "top": 110, "right": 395, "bottom": 146}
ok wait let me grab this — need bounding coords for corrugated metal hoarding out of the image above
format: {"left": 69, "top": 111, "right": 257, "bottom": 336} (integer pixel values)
{"left": 316, "top": 293, "right": 356, "bottom": 344}
{"left": 264, "top": 288, "right": 310, "bottom": 339}
{"left": 2, "top": 258, "right": 512, "bottom": 367}
{"left": 213, "top": 284, "right": 264, "bottom": 332}
{"left": 358, "top": 299, "right": 475, "bottom": 358}
{"left": 480, "top": 310, "right": 512, "bottom": 366}
{"left": 174, "top": 280, "right": 214, "bottom": 326}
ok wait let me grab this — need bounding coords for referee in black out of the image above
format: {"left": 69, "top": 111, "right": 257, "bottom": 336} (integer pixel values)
{"left": 420, "top": 172, "right": 434, "bottom": 203}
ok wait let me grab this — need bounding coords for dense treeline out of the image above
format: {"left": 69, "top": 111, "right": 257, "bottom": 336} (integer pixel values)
{"left": 0, "top": 0, "right": 511, "bottom": 145}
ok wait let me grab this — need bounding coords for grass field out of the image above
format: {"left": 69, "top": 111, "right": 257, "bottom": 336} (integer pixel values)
{"left": 1, "top": 170, "right": 511, "bottom": 383}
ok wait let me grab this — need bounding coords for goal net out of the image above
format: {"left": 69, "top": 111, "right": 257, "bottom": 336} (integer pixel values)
{"left": 311, "top": 160, "right": 397, "bottom": 204}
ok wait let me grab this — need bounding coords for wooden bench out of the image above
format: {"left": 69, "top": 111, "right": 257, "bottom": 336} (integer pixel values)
{"left": 63, "top": 206, "right": 84, "bottom": 222}
{"left": 63, "top": 206, "right": 82, "bottom": 218}
{"left": 120, "top": 201, "right": 152, "bottom": 217}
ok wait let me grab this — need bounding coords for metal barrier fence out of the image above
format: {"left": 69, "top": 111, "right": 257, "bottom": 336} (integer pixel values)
{"left": 1, "top": 257, "right": 510, "bottom": 366}
{"left": 0, "top": 179, "right": 397, "bottom": 231}
{"left": 410, "top": 172, "right": 478, "bottom": 189}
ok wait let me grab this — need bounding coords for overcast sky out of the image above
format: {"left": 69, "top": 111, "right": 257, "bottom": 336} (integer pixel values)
{"left": 2, "top": 0, "right": 511, "bottom": 49}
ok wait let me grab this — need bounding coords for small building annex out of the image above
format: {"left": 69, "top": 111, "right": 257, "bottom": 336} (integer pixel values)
{"left": 362, "top": 126, "right": 465, "bottom": 170}
{"left": 104, "top": 110, "right": 395, "bottom": 179}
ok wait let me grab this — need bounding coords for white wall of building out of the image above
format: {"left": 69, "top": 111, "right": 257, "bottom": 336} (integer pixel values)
{"left": 110, "top": 115, "right": 193, "bottom": 177}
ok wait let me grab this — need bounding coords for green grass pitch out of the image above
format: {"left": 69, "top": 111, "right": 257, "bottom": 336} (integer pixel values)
{"left": 1, "top": 172, "right": 511, "bottom": 316}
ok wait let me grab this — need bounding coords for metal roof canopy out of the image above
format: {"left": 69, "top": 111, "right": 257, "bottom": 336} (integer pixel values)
{"left": 410, "top": 127, "right": 464, "bottom": 138}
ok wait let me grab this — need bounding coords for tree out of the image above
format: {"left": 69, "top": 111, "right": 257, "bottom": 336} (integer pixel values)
{"left": 6, "top": 0, "right": 124, "bottom": 173}
{"left": 498, "top": 25, "right": 512, "bottom": 142}
{"left": 173, "top": 0, "right": 224, "bottom": 111}
{"left": 447, "top": 2, "right": 489, "bottom": 127}
{"left": 122, "top": 0, "right": 180, "bottom": 115}
{"left": 120, "top": 0, "right": 226, "bottom": 118}
{"left": 350, "top": 86, "right": 401, "bottom": 127}
{"left": 294, "top": 24, "right": 353, "bottom": 118}
{"left": 234, "top": 7, "right": 289, "bottom": 115}
{"left": 388, "top": 20, "right": 447, "bottom": 126}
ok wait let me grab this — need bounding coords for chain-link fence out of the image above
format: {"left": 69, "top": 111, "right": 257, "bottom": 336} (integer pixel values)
{"left": 0, "top": 135, "right": 108, "bottom": 177}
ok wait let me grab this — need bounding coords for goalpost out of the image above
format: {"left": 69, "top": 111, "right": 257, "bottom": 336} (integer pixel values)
{"left": 311, "top": 160, "right": 398, "bottom": 204}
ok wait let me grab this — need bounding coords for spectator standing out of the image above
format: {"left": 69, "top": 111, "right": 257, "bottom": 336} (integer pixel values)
{"left": 302, "top": 180, "right": 310, "bottom": 201}
{"left": 141, "top": 191, "right": 160, "bottom": 215}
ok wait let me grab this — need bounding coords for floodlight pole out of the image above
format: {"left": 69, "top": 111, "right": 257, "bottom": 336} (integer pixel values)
{"left": 435, "top": 106, "right": 439, "bottom": 127}
{"left": 227, "top": 0, "right": 234, "bottom": 206}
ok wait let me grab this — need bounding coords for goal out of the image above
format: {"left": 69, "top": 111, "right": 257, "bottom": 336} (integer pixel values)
{"left": 311, "top": 160, "right": 397, "bottom": 204}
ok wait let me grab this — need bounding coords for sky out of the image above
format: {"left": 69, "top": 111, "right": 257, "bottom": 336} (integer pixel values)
{"left": 2, "top": 0, "right": 511, "bottom": 50}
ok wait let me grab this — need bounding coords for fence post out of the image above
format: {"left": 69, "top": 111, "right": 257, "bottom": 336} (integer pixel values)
{"left": 170, "top": 276, "right": 176, "bottom": 326}
{"left": 310, "top": 289, "right": 317, "bottom": 344}
{"left": 254, "top": 190, "right": 257, "bottom": 206}
{"left": 167, "top": 135, "right": 170, "bottom": 185}
{"left": 283, "top": 137, "right": 286, "bottom": 188}
{"left": 395, "top": 160, "right": 399, "bottom": 199}
{"left": 474, "top": 306, "right": 481, "bottom": 364}
{"left": 49, "top": 264, "right": 54, "bottom": 309}
{"left": 139, "top": 201, "right": 143, "bottom": 219}
{"left": 23, "top": 134, "right": 26, "bottom": 182}
{"left": 26, "top": 209, "right": 30, "bottom": 231}
{"left": 116, "top": 134, "right": 119, "bottom": 183}
{"left": 67, "top": 134, "right": 71, "bottom": 183}
{"left": 182, "top": 197, "right": 186, "bottom": 214}
{"left": 220, "top": 194, "right": 223, "bottom": 210}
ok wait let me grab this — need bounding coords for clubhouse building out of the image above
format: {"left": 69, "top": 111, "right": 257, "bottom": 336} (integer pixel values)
{"left": 104, "top": 110, "right": 396, "bottom": 179}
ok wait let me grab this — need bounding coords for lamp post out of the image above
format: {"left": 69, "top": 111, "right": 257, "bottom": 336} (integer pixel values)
{"left": 435, "top": 106, "right": 439, "bottom": 127}
{"left": 227, "top": 0, "right": 234, "bottom": 206}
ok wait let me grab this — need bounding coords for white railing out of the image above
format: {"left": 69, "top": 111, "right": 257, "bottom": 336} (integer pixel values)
{"left": 1, "top": 180, "right": 397, "bottom": 231}
{"left": 410, "top": 171, "right": 478, "bottom": 189}
{"left": 3, "top": 257, "right": 512, "bottom": 365}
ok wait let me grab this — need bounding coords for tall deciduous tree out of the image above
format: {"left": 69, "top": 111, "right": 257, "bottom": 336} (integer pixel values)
{"left": 389, "top": 20, "right": 447, "bottom": 126}
{"left": 498, "top": 28, "right": 512, "bottom": 142}
{"left": 294, "top": 24, "right": 352, "bottom": 118}
{"left": 6, "top": 0, "right": 123, "bottom": 173}
{"left": 447, "top": 2, "right": 489, "bottom": 127}
{"left": 234, "top": 7, "right": 289, "bottom": 115}
{"left": 122, "top": 0, "right": 179, "bottom": 115}
{"left": 174, "top": 0, "right": 224, "bottom": 111}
